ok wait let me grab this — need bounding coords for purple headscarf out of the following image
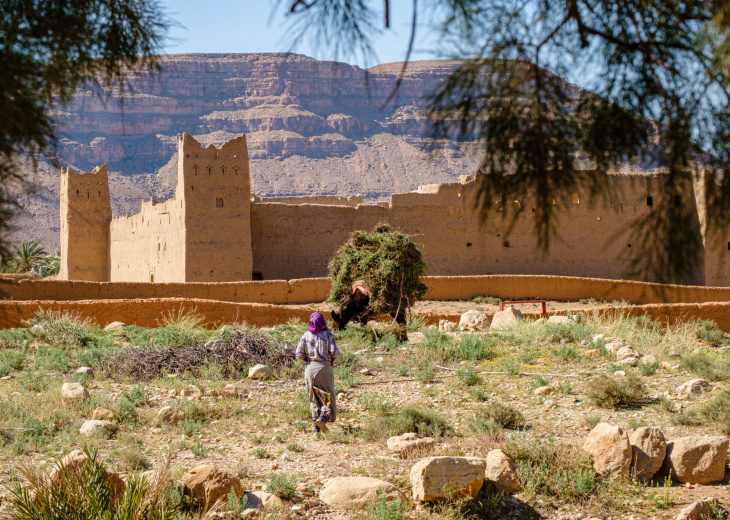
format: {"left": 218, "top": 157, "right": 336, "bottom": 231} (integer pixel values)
{"left": 309, "top": 312, "right": 328, "bottom": 335}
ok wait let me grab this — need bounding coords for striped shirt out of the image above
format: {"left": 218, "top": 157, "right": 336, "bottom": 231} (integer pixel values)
{"left": 296, "top": 331, "right": 339, "bottom": 362}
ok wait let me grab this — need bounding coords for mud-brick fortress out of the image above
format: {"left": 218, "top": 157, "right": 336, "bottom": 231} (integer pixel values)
{"left": 58, "top": 133, "right": 730, "bottom": 286}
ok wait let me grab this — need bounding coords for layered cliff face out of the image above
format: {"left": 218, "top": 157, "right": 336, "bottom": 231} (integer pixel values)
{"left": 14, "top": 53, "right": 494, "bottom": 249}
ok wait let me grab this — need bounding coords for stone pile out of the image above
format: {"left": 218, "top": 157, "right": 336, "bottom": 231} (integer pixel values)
{"left": 583, "top": 422, "right": 729, "bottom": 484}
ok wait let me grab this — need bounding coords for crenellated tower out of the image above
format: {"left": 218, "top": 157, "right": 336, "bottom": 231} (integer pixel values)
{"left": 177, "top": 133, "right": 253, "bottom": 281}
{"left": 59, "top": 165, "right": 112, "bottom": 281}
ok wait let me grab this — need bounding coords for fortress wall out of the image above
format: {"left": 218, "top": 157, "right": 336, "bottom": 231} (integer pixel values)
{"left": 6, "top": 274, "right": 730, "bottom": 306}
{"left": 110, "top": 197, "right": 185, "bottom": 283}
{"left": 59, "top": 166, "right": 112, "bottom": 281}
{"left": 179, "top": 133, "right": 253, "bottom": 282}
{"left": 250, "top": 174, "right": 706, "bottom": 284}
{"left": 253, "top": 194, "right": 364, "bottom": 206}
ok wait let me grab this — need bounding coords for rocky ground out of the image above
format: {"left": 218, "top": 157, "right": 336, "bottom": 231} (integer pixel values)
{"left": 0, "top": 308, "right": 727, "bottom": 519}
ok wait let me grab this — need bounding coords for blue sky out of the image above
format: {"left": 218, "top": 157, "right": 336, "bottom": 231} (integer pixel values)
{"left": 160, "top": 0, "right": 440, "bottom": 68}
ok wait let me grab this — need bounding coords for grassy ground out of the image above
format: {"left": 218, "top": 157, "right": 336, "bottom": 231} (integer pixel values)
{"left": 0, "top": 309, "right": 728, "bottom": 519}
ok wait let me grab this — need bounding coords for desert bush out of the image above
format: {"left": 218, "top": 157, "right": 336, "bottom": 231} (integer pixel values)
{"left": 673, "top": 390, "right": 730, "bottom": 434}
{"left": 468, "top": 387, "right": 487, "bottom": 401}
{"left": 415, "top": 361, "right": 434, "bottom": 383}
{"left": 695, "top": 319, "right": 730, "bottom": 346}
{"left": 470, "top": 295, "right": 502, "bottom": 305}
{"left": 35, "top": 347, "right": 70, "bottom": 372}
{"left": 24, "top": 309, "right": 110, "bottom": 350}
{"left": 17, "top": 371, "right": 49, "bottom": 392}
{"left": 361, "top": 489, "right": 407, "bottom": 520}
{"left": 539, "top": 322, "right": 595, "bottom": 344}
{"left": 457, "top": 366, "right": 482, "bottom": 386}
{"left": 0, "top": 328, "right": 31, "bottom": 349}
{"left": 553, "top": 344, "right": 578, "bottom": 361}
{"left": 3, "top": 447, "right": 179, "bottom": 520}
{"left": 504, "top": 435, "right": 597, "bottom": 503}
{"left": 363, "top": 405, "right": 450, "bottom": 440}
{"left": 586, "top": 373, "right": 647, "bottom": 408}
{"left": 118, "top": 446, "right": 151, "bottom": 471}
{"left": 456, "top": 334, "right": 497, "bottom": 361}
{"left": 474, "top": 402, "right": 525, "bottom": 429}
{"left": 638, "top": 359, "right": 660, "bottom": 376}
{"left": 359, "top": 392, "right": 395, "bottom": 416}
{"left": 335, "top": 325, "right": 376, "bottom": 349}
{"left": 328, "top": 223, "right": 428, "bottom": 315}
{"left": 267, "top": 472, "right": 296, "bottom": 500}
{"left": 681, "top": 350, "right": 730, "bottom": 381}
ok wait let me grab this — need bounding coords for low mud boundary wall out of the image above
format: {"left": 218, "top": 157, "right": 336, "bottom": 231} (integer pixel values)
{"left": 0, "top": 298, "right": 315, "bottom": 330}
{"left": 3, "top": 298, "right": 730, "bottom": 332}
{"left": 4, "top": 275, "right": 730, "bottom": 306}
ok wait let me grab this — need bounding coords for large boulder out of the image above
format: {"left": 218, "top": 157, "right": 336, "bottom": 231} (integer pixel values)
{"left": 485, "top": 449, "right": 520, "bottom": 494}
{"left": 180, "top": 385, "right": 202, "bottom": 400}
{"left": 386, "top": 433, "right": 436, "bottom": 459}
{"left": 439, "top": 320, "right": 457, "bottom": 332}
{"left": 459, "top": 310, "right": 490, "bottom": 332}
{"left": 91, "top": 407, "right": 114, "bottom": 421}
{"left": 615, "top": 346, "right": 641, "bottom": 360}
{"left": 155, "top": 406, "right": 178, "bottom": 426}
{"left": 490, "top": 307, "right": 523, "bottom": 331}
{"left": 75, "top": 367, "right": 94, "bottom": 378}
{"left": 248, "top": 364, "right": 274, "bottom": 380}
{"left": 628, "top": 427, "right": 666, "bottom": 482}
{"left": 61, "top": 382, "right": 89, "bottom": 402}
{"left": 605, "top": 339, "right": 629, "bottom": 356}
{"left": 80, "top": 420, "right": 117, "bottom": 437}
{"left": 181, "top": 465, "right": 244, "bottom": 512}
{"left": 661, "top": 436, "right": 729, "bottom": 484}
{"left": 410, "top": 456, "right": 485, "bottom": 502}
{"left": 676, "top": 379, "right": 713, "bottom": 395}
{"left": 245, "top": 491, "right": 283, "bottom": 510}
{"left": 582, "top": 423, "right": 632, "bottom": 479}
{"left": 675, "top": 499, "right": 718, "bottom": 520}
{"left": 319, "top": 476, "right": 405, "bottom": 510}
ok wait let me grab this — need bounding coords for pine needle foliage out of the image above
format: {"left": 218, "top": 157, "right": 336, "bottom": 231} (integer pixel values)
{"left": 328, "top": 223, "right": 428, "bottom": 315}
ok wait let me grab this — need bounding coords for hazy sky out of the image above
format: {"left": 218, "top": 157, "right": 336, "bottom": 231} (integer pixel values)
{"left": 160, "top": 1, "right": 440, "bottom": 68}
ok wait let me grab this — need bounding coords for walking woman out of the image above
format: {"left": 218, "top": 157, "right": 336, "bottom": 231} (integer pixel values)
{"left": 296, "top": 312, "right": 339, "bottom": 433}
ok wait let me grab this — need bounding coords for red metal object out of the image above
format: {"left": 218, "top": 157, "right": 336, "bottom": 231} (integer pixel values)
{"left": 499, "top": 300, "right": 548, "bottom": 318}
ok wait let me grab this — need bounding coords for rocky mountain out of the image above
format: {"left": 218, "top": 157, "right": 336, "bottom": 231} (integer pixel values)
{"left": 13, "top": 53, "right": 503, "bottom": 249}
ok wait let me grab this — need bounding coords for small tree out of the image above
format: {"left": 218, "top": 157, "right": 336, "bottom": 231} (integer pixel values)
{"left": 328, "top": 223, "right": 428, "bottom": 316}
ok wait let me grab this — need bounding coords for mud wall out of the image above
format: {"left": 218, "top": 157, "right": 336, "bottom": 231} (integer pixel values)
{"left": 110, "top": 197, "right": 185, "bottom": 283}
{"left": 250, "top": 175, "right": 708, "bottom": 284}
{"left": 7, "top": 274, "right": 730, "bottom": 306}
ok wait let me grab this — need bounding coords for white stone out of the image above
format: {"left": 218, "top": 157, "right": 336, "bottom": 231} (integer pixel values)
{"left": 459, "top": 310, "right": 490, "bottom": 332}
{"left": 80, "top": 420, "right": 116, "bottom": 437}
{"left": 490, "top": 307, "right": 523, "bottom": 331}
{"left": 104, "top": 321, "right": 126, "bottom": 332}
{"left": 319, "top": 477, "right": 405, "bottom": 510}
{"left": 677, "top": 379, "right": 713, "bottom": 395}
{"left": 61, "top": 382, "right": 89, "bottom": 401}
{"left": 410, "top": 456, "right": 486, "bottom": 502}
{"left": 248, "top": 364, "right": 274, "bottom": 380}
{"left": 386, "top": 433, "right": 436, "bottom": 458}
{"left": 75, "top": 367, "right": 94, "bottom": 377}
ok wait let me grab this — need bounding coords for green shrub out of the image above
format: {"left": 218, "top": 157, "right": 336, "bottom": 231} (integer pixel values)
{"left": 457, "top": 367, "right": 482, "bottom": 386}
{"left": 227, "top": 488, "right": 249, "bottom": 515}
{"left": 468, "top": 387, "right": 487, "bottom": 401}
{"left": 362, "top": 489, "right": 406, "bottom": 520}
{"left": 470, "top": 295, "right": 502, "bottom": 305}
{"left": 673, "top": 390, "right": 730, "bottom": 434}
{"left": 695, "top": 320, "right": 729, "bottom": 346}
{"left": 504, "top": 435, "right": 596, "bottom": 503}
{"left": 179, "top": 420, "right": 202, "bottom": 437}
{"left": 638, "top": 359, "right": 659, "bottom": 376}
{"left": 584, "top": 415, "right": 601, "bottom": 428}
{"left": 36, "top": 347, "right": 70, "bottom": 372}
{"left": 267, "top": 472, "right": 296, "bottom": 500}
{"left": 3, "top": 447, "right": 179, "bottom": 520}
{"left": 24, "top": 310, "right": 110, "bottom": 349}
{"left": 681, "top": 350, "right": 730, "bottom": 381}
{"left": 363, "top": 406, "right": 450, "bottom": 440}
{"left": 586, "top": 373, "right": 647, "bottom": 408}
{"left": 0, "top": 328, "right": 31, "bottom": 348}
{"left": 533, "top": 374, "right": 549, "bottom": 388}
{"left": 359, "top": 393, "right": 395, "bottom": 416}
{"left": 415, "top": 361, "right": 434, "bottom": 383}
{"left": 456, "top": 335, "right": 496, "bottom": 361}
{"left": 254, "top": 448, "right": 271, "bottom": 459}
{"left": 475, "top": 402, "right": 525, "bottom": 429}
{"left": 467, "top": 415, "right": 504, "bottom": 435}
{"left": 378, "top": 333, "right": 399, "bottom": 351}
{"left": 553, "top": 344, "right": 578, "bottom": 361}
{"left": 18, "top": 371, "right": 49, "bottom": 392}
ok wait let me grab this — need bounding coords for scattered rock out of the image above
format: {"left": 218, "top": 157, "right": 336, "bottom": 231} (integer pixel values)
{"left": 628, "top": 427, "right": 666, "bottom": 482}
{"left": 219, "top": 384, "right": 239, "bottom": 398}
{"left": 410, "top": 456, "right": 485, "bottom": 502}
{"left": 661, "top": 436, "right": 729, "bottom": 484}
{"left": 606, "top": 339, "right": 629, "bottom": 356}
{"left": 180, "top": 385, "right": 202, "bottom": 399}
{"left": 485, "top": 449, "right": 520, "bottom": 494}
{"left": 49, "top": 450, "right": 126, "bottom": 503}
{"left": 75, "top": 367, "right": 94, "bottom": 378}
{"left": 248, "top": 364, "right": 274, "bottom": 380}
{"left": 459, "top": 310, "right": 490, "bottom": 332}
{"left": 677, "top": 379, "right": 713, "bottom": 395}
{"left": 675, "top": 499, "right": 718, "bottom": 520}
{"left": 543, "top": 399, "right": 556, "bottom": 410}
{"left": 61, "top": 382, "right": 89, "bottom": 401}
{"left": 490, "top": 307, "right": 523, "bottom": 331}
{"left": 613, "top": 371, "right": 626, "bottom": 377}
{"left": 583, "top": 423, "right": 632, "bottom": 479}
{"left": 641, "top": 354, "right": 658, "bottom": 365}
{"left": 615, "top": 346, "right": 641, "bottom": 360}
{"left": 91, "top": 407, "right": 114, "bottom": 421}
{"left": 319, "top": 476, "right": 405, "bottom": 509}
{"left": 79, "top": 420, "right": 117, "bottom": 437}
{"left": 439, "top": 320, "right": 457, "bottom": 332}
{"left": 534, "top": 386, "right": 552, "bottom": 396}
{"left": 386, "top": 433, "right": 436, "bottom": 458}
{"left": 245, "top": 491, "right": 283, "bottom": 510}
{"left": 156, "top": 406, "right": 178, "bottom": 426}
{"left": 104, "top": 321, "right": 126, "bottom": 332}
{"left": 618, "top": 357, "right": 639, "bottom": 367}
{"left": 181, "top": 465, "right": 244, "bottom": 512}
{"left": 359, "top": 368, "right": 371, "bottom": 375}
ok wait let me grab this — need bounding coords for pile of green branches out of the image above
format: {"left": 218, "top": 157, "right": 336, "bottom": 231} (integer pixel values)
{"left": 328, "top": 223, "right": 428, "bottom": 315}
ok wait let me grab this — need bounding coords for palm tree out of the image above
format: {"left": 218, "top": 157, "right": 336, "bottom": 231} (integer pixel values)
{"left": 10, "top": 241, "right": 47, "bottom": 273}
{"left": 34, "top": 249, "right": 61, "bottom": 277}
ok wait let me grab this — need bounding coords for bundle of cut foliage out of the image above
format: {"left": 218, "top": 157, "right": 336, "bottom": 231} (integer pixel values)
{"left": 103, "top": 331, "right": 294, "bottom": 381}
{"left": 328, "top": 223, "right": 428, "bottom": 315}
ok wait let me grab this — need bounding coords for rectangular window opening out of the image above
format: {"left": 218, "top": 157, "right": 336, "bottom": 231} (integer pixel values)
{"left": 216, "top": 197, "right": 224, "bottom": 208}
{"left": 571, "top": 193, "right": 580, "bottom": 205}
{"left": 647, "top": 196, "right": 653, "bottom": 207}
